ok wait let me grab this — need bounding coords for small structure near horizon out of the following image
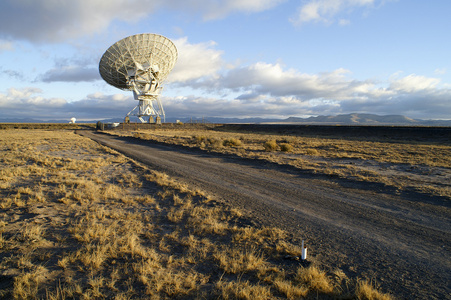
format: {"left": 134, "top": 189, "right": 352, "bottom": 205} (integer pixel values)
{"left": 69, "top": 117, "right": 76, "bottom": 124}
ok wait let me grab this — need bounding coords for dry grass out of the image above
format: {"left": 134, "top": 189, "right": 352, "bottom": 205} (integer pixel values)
{"left": 0, "top": 128, "right": 393, "bottom": 299}
{"left": 214, "top": 246, "right": 266, "bottom": 274}
{"left": 273, "top": 278, "right": 309, "bottom": 299}
{"left": 109, "top": 125, "right": 451, "bottom": 200}
{"left": 216, "top": 279, "right": 272, "bottom": 299}
{"left": 356, "top": 279, "right": 394, "bottom": 300}
{"left": 296, "top": 265, "right": 334, "bottom": 293}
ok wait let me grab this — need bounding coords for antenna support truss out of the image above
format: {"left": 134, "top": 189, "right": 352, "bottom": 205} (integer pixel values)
{"left": 126, "top": 62, "right": 165, "bottom": 123}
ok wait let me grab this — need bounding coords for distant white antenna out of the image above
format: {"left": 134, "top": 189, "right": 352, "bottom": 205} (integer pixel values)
{"left": 69, "top": 117, "right": 76, "bottom": 124}
{"left": 99, "top": 33, "right": 178, "bottom": 123}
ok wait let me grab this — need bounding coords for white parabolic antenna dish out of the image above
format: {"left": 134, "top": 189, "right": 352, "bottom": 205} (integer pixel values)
{"left": 99, "top": 33, "right": 178, "bottom": 123}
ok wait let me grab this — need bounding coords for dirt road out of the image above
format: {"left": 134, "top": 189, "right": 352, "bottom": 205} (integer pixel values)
{"left": 78, "top": 130, "right": 450, "bottom": 299}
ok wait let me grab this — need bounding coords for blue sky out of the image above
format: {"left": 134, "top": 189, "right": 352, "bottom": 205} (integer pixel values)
{"left": 0, "top": 0, "right": 450, "bottom": 121}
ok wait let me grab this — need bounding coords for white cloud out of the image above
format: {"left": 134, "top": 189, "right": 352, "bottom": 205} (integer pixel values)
{"left": 2, "top": 64, "right": 451, "bottom": 121}
{"left": 214, "top": 62, "right": 373, "bottom": 100}
{"left": 0, "top": 88, "right": 66, "bottom": 118}
{"left": 0, "top": 39, "right": 13, "bottom": 52}
{"left": 5, "top": 87, "right": 43, "bottom": 100}
{"left": 0, "top": 87, "right": 133, "bottom": 120}
{"left": 334, "top": 73, "right": 451, "bottom": 119}
{"left": 389, "top": 74, "right": 440, "bottom": 93}
{"left": 163, "top": 93, "right": 349, "bottom": 119}
{"left": 167, "top": 62, "right": 451, "bottom": 119}
{"left": 198, "top": 0, "right": 286, "bottom": 20}
{"left": 38, "top": 66, "right": 99, "bottom": 83}
{"left": 0, "top": 0, "right": 284, "bottom": 43}
{"left": 163, "top": 94, "right": 309, "bottom": 118}
{"left": 291, "top": 0, "right": 380, "bottom": 26}
{"left": 338, "top": 19, "right": 351, "bottom": 25}
{"left": 67, "top": 93, "right": 133, "bottom": 118}
{"left": 0, "top": 0, "right": 159, "bottom": 42}
{"left": 434, "top": 68, "right": 447, "bottom": 75}
{"left": 33, "top": 37, "right": 223, "bottom": 84}
{"left": 168, "top": 38, "right": 224, "bottom": 83}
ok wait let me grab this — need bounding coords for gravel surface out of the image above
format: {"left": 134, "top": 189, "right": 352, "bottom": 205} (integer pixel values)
{"left": 79, "top": 130, "right": 451, "bottom": 299}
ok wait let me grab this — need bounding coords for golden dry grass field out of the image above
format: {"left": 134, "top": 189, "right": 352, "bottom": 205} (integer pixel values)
{"left": 111, "top": 124, "right": 451, "bottom": 201}
{"left": 0, "top": 128, "right": 393, "bottom": 299}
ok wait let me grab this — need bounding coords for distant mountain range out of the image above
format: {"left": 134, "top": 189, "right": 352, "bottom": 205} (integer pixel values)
{"left": 184, "top": 114, "right": 451, "bottom": 126}
{"left": 1, "top": 113, "right": 450, "bottom": 126}
{"left": 279, "top": 113, "right": 451, "bottom": 126}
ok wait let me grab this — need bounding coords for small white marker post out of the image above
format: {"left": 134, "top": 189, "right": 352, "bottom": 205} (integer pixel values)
{"left": 301, "top": 240, "right": 308, "bottom": 260}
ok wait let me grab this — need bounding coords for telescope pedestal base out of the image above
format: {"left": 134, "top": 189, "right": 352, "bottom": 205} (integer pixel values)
{"left": 126, "top": 98, "right": 165, "bottom": 123}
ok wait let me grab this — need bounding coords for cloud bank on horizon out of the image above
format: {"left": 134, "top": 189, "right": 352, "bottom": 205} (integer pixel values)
{"left": 0, "top": 0, "right": 450, "bottom": 121}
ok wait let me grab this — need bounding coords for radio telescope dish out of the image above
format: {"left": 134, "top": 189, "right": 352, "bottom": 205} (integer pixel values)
{"left": 99, "top": 33, "right": 178, "bottom": 123}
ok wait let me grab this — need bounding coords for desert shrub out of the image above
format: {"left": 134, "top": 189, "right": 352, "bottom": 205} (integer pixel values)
{"left": 209, "top": 138, "right": 223, "bottom": 149}
{"left": 280, "top": 143, "right": 293, "bottom": 152}
{"left": 306, "top": 149, "right": 319, "bottom": 155}
{"left": 194, "top": 135, "right": 207, "bottom": 143}
{"left": 223, "top": 138, "right": 242, "bottom": 147}
{"left": 264, "top": 140, "right": 278, "bottom": 152}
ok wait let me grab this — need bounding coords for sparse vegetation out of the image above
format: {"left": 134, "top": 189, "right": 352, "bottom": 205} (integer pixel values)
{"left": 305, "top": 148, "right": 319, "bottom": 155}
{"left": 280, "top": 143, "right": 293, "bottom": 152}
{"left": 264, "top": 139, "right": 278, "bottom": 152}
{"left": 223, "top": 137, "right": 242, "bottom": 147}
{"left": 0, "top": 128, "right": 394, "bottom": 298}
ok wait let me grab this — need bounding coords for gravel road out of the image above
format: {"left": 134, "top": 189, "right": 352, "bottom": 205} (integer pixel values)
{"left": 78, "top": 130, "right": 450, "bottom": 299}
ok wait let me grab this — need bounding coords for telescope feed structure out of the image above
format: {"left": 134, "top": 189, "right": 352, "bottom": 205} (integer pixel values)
{"left": 99, "top": 34, "right": 178, "bottom": 123}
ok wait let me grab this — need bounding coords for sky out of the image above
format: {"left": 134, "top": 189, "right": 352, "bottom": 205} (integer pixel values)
{"left": 0, "top": 0, "right": 450, "bottom": 122}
